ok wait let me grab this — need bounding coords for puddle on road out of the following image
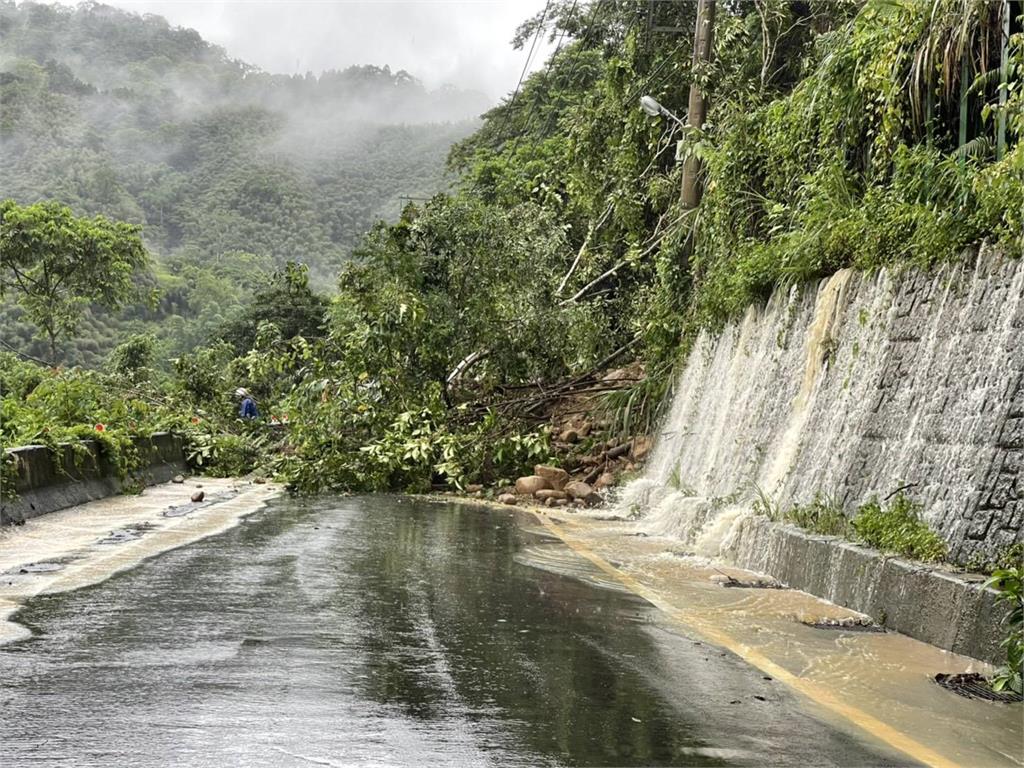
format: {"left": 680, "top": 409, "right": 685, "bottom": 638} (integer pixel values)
{"left": 98, "top": 521, "right": 158, "bottom": 545}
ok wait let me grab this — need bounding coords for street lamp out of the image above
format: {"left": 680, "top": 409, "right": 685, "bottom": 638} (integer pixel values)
{"left": 639, "top": 95, "right": 685, "bottom": 128}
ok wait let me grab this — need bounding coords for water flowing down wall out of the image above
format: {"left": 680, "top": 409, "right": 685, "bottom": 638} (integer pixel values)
{"left": 621, "top": 245, "right": 1023, "bottom": 566}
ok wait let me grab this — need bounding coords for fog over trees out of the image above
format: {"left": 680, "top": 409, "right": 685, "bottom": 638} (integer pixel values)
{"left": 0, "top": 0, "right": 490, "bottom": 365}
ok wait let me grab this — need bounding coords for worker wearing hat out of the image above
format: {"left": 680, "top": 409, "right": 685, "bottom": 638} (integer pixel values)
{"left": 236, "top": 388, "right": 259, "bottom": 420}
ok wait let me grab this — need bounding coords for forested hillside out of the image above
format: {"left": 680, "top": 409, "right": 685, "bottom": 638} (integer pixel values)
{"left": 0, "top": 0, "right": 486, "bottom": 365}
{"left": 2, "top": 0, "right": 1020, "bottom": 496}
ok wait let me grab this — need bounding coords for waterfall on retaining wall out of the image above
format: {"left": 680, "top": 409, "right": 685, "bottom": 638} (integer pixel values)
{"left": 618, "top": 247, "right": 1024, "bottom": 565}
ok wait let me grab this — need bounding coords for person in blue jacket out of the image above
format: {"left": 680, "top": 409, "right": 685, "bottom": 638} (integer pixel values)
{"left": 235, "top": 387, "right": 259, "bottom": 420}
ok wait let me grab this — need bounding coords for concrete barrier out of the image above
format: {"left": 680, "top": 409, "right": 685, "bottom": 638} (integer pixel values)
{"left": 726, "top": 515, "right": 1010, "bottom": 664}
{"left": 0, "top": 432, "right": 186, "bottom": 525}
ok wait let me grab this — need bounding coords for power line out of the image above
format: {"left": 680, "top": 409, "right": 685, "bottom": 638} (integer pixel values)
{"left": 507, "top": 1, "right": 683, "bottom": 161}
{"left": 490, "top": 0, "right": 554, "bottom": 150}
{"left": 499, "top": 0, "right": 621, "bottom": 169}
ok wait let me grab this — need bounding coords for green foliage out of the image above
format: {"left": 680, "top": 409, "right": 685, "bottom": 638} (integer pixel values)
{"left": 851, "top": 493, "right": 948, "bottom": 563}
{"left": 205, "top": 433, "right": 262, "bottom": 477}
{"left": 216, "top": 262, "right": 328, "bottom": 355}
{"left": 966, "top": 542, "right": 1024, "bottom": 576}
{"left": 172, "top": 342, "right": 235, "bottom": 404}
{"left": 449, "top": 0, "right": 1020, "bottom": 367}
{"left": 760, "top": 490, "right": 950, "bottom": 564}
{"left": 0, "top": 348, "right": 276, "bottom": 494}
{"left": 600, "top": 363, "right": 671, "bottom": 441}
{"left": 691, "top": 0, "right": 1020, "bottom": 328}
{"left": 666, "top": 463, "right": 695, "bottom": 496}
{"left": 109, "top": 333, "right": 156, "bottom": 380}
{"left": 361, "top": 413, "right": 551, "bottom": 493}
{"left": 786, "top": 493, "right": 851, "bottom": 537}
{"left": 751, "top": 484, "right": 781, "bottom": 521}
{"left": 0, "top": 352, "right": 150, "bottom": 485}
{"left": 2, "top": 0, "right": 1021, "bottom": 507}
{"left": 334, "top": 195, "right": 583, "bottom": 395}
{"left": 0, "top": 199, "right": 149, "bottom": 358}
{"left": 984, "top": 566, "right": 1024, "bottom": 695}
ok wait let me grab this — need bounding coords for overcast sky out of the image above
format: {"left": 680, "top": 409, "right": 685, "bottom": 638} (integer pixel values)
{"left": 87, "top": 1, "right": 554, "bottom": 100}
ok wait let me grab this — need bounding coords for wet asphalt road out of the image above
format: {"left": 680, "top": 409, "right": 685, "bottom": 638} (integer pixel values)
{"left": 0, "top": 496, "right": 912, "bottom": 766}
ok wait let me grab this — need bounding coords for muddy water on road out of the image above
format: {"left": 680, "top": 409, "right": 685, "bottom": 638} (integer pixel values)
{"left": 541, "top": 512, "right": 1023, "bottom": 768}
{"left": 0, "top": 496, "right": 910, "bottom": 767}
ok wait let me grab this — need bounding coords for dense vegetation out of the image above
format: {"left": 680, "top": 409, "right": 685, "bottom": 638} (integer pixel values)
{"left": 2, "top": 0, "right": 1020, "bottom": 497}
{"left": 0, "top": 0, "right": 486, "bottom": 365}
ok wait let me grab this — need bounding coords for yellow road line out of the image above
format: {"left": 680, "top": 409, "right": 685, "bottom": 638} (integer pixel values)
{"left": 537, "top": 513, "right": 961, "bottom": 768}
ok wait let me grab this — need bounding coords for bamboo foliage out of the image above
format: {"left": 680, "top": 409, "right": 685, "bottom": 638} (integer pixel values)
{"left": 907, "top": 0, "right": 1008, "bottom": 137}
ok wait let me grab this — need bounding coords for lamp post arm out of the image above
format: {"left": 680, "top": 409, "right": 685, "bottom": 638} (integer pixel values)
{"left": 658, "top": 105, "right": 686, "bottom": 128}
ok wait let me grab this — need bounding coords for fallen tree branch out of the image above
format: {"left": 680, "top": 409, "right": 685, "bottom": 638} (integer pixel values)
{"left": 884, "top": 482, "right": 919, "bottom": 501}
{"left": 556, "top": 202, "right": 615, "bottom": 296}
{"left": 446, "top": 349, "right": 490, "bottom": 389}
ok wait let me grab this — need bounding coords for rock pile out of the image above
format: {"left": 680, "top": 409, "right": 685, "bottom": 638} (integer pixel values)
{"left": 470, "top": 363, "right": 656, "bottom": 509}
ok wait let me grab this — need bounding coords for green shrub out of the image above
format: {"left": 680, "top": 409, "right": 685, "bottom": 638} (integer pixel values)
{"left": 205, "top": 434, "right": 261, "bottom": 477}
{"left": 786, "top": 493, "right": 850, "bottom": 537}
{"left": 965, "top": 542, "right": 1024, "bottom": 576}
{"left": 109, "top": 334, "right": 156, "bottom": 380}
{"left": 851, "top": 493, "right": 947, "bottom": 563}
{"left": 984, "top": 567, "right": 1023, "bottom": 695}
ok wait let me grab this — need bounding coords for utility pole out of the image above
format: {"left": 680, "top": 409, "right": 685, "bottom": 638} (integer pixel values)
{"left": 680, "top": 0, "right": 715, "bottom": 212}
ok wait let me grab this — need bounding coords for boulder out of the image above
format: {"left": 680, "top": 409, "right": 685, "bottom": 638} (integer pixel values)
{"left": 564, "top": 480, "right": 594, "bottom": 500}
{"left": 497, "top": 493, "right": 518, "bottom": 506}
{"left": 594, "top": 472, "right": 615, "bottom": 490}
{"left": 558, "top": 428, "right": 580, "bottom": 444}
{"left": 535, "top": 489, "right": 567, "bottom": 501}
{"left": 553, "top": 498, "right": 570, "bottom": 507}
{"left": 190, "top": 490, "right": 205, "bottom": 503}
{"left": 631, "top": 436, "right": 652, "bottom": 461}
{"left": 565, "top": 480, "right": 603, "bottom": 506}
{"left": 534, "top": 465, "right": 569, "bottom": 490}
{"left": 515, "top": 475, "right": 551, "bottom": 496}
{"left": 465, "top": 484, "right": 484, "bottom": 493}
{"left": 171, "top": 474, "right": 185, "bottom": 484}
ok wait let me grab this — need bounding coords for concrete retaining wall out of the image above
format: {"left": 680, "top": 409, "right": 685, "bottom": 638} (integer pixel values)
{"left": 726, "top": 515, "right": 1010, "bottom": 664}
{"left": 0, "top": 432, "right": 186, "bottom": 524}
{"left": 624, "top": 246, "right": 1023, "bottom": 567}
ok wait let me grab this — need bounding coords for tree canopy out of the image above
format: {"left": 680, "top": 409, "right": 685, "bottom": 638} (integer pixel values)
{"left": 0, "top": 199, "right": 149, "bottom": 358}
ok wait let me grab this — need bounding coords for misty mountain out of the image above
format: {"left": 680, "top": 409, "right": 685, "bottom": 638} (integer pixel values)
{"left": 0, "top": 0, "right": 489, "bottom": 365}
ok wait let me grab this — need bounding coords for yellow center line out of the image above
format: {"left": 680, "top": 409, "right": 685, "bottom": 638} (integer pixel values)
{"left": 537, "top": 512, "right": 962, "bottom": 768}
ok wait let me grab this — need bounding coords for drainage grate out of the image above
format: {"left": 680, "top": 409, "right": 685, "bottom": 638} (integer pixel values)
{"left": 935, "top": 673, "right": 1023, "bottom": 703}
{"left": 803, "top": 618, "right": 885, "bottom": 633}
